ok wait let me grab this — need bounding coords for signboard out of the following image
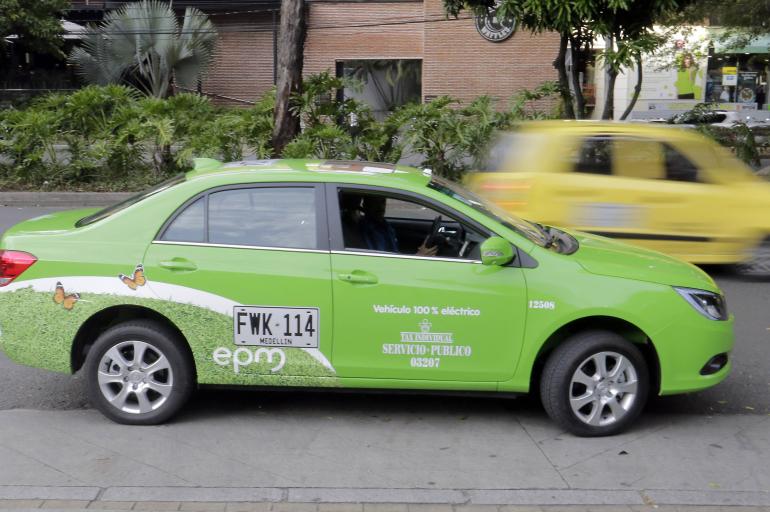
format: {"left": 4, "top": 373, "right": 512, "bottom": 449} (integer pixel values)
{"left": 722, "top": 66, "right": 738, "bottom": 86}
{"left": 474, "top": 1, "right": 516, "bottom": 42}
{"left": 640, "top": 57, "right": 707, "bottom": 101}
{"left": 737, "top": 71, "right": 758, "bottom": 104}
{"left": 623, "top": 27, "right": 713, "bottom": 114}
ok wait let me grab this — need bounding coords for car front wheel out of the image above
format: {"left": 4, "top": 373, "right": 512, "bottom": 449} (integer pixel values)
{"left": 85, "top": 320, "right": 194, "bottom": 425}
{"left": 540, "top": 331, "right": 649, "bottom": 437}
{"left": 735, "top": 237, "right": 770, "bottom": 279}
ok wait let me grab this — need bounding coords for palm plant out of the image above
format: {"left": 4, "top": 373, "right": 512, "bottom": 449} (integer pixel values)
{"left": 69, "top": 1, "right": 217, "bottom": 98}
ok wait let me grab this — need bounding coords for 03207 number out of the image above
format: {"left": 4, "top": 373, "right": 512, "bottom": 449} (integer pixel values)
{"left": 410, "top": 357, "right": 440, "bottom": 368}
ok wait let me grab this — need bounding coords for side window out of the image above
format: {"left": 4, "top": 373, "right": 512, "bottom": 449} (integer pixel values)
{"left": 573, "top": 137, "right": 613, "bottom": 175}
{"left": 385, "top": 197, "right": 437, "bottom": 220}
{"left": 613, "top": 139, "right": 665, "bottom": 180}
{"left": 208, "top": 187, "right": 317, "bottom": 249}
{"left": 338, "top": 190, "right": 486, "bottom": 260}
{"left": 665, "top": 146, "right": 702, "bottom": 183}
{"left": 161, "top": 197, "right": 205, "bottom": 243}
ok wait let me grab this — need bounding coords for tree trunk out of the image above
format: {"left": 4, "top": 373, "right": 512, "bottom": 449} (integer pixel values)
{"left": 553, "top": 34, "right": 575, "bottom": 119}
{"left": 272, "top": 0, "right": 307, "bottom": 156}
{"left": 600, "top": 36, "right": 616, "bottom": 120}
{"left": 568, "top": 38, "right": 587, "bottom": 119}
{"left": 601, "top": 69, "right": 617, "bottom": 120}
{"left": 620, "top": 55, "right": 643, "bottom": 121}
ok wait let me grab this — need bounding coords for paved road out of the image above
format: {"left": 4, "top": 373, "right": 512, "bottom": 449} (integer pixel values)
{"left": 1, "top": 207, "right": 768, "bottom": 416}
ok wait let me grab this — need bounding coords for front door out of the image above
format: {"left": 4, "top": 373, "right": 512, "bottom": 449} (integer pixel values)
{"left": 327, "top": 185, "right": 527, "bottom": 384}
{"left": 142, "top": 184, "right": 335, "bottom": 384}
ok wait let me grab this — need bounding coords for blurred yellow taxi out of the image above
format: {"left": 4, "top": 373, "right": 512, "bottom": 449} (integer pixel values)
{"left": 468, "top": 121, "right": 770, "bottom": 277}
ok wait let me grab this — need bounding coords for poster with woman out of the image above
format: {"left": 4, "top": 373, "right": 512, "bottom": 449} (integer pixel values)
{"left": 675, "top": 52, "right": 704, "bottom": 99}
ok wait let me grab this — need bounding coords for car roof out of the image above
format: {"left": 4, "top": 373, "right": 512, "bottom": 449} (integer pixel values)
{"left": 512, "top": 120, "right": 702, "bottom": 140}
{"left": 186, "top": 158, "right": 432, "bottom": 188}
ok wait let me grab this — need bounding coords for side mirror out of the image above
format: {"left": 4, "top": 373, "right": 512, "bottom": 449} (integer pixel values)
{"left": 480, "top": 236, "right": 515, "bottom": 266}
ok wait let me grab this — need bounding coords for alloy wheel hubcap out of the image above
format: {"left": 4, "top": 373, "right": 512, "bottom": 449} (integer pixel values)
{"left": 97, "top": 340, "right": 174, "bottom": 414}
{"left": 569, "top": 351, "right": 638, "bottom": 427}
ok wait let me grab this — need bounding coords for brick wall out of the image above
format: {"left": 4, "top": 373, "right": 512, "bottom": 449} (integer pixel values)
{"left": 304, "top": 2, "right": 424, "bottom": 76}
{"left": 202, "top": 12, "right": 277, "bottom": 105}
{"left": 422, "top": 0, "right": 558, "bottom": 106}
{"left": 206, "top": 2, "right": 558, "bottom": 109}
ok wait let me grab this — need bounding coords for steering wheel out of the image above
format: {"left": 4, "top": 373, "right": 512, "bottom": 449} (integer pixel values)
{"left": 425, "top": 215, "right": 443, "bottom": 248}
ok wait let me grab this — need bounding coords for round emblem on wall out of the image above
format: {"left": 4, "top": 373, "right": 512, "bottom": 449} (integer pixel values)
{"left": 475, "top": 2, "right": 516, "bottom": 43}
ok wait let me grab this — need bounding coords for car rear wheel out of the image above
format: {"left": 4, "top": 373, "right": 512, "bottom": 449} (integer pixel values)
{"left": 735, "top": 237, "right": 770, "bottom": 279}
{"left": 85, "top": 320, "right": 194, "bottom": 425}
{"left": 540, "top": 331, "right": 649, "bottom": 437}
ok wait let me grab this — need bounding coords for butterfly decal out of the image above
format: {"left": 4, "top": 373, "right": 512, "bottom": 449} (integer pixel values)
{"left": 53, "top": 282, "right": 80, "bottom": 311}
{"left": 119, "top": 264, "right": 146, "bottom": 290}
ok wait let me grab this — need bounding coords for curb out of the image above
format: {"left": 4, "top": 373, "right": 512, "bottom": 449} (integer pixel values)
{"left": 1, "top": 487, "right": 769, "bottom": 507}
{"left": 0, "top": 192, "right": 133, "bottom": 208}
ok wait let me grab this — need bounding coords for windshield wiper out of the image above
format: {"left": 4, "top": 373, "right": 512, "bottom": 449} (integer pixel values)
{"left": 532, "top": 222, "right": 558, "bottom": 248}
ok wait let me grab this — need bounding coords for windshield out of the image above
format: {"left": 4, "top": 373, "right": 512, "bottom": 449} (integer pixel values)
{"left": 428, "top": 176, "right": 548, "bottom": 246}
{"left": 76, "top": 174, "right": 186, "bottom": 227}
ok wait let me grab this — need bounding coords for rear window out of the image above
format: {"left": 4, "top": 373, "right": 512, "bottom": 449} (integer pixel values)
{"left": 477, "top": 131, "right": 550, "bottom": 172}
{"left": 76, "top": 174, "right": 186, "bottom": 227}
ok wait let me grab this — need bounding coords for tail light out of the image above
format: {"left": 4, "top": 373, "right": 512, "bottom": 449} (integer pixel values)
{"left": 0, "top": 250, "right": 37, "bottom": 286}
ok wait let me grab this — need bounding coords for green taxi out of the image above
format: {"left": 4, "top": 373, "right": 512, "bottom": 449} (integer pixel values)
{"left": 0, "top": 159, "right": 733, "bottom": 436}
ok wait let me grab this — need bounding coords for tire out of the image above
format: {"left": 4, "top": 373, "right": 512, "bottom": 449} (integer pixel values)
{"left": 735, "top": 237, "right": 770, "bottom": 279}
{"left": 540, "top": 330, "right": 649, "bottom": 437}
{"left": 85, "top": 320, "right": 195, "bottom": 425}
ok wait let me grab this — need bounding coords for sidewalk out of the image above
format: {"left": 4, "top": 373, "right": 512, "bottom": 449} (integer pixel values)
{"left": 0, "top": 502, "right": 768, "bottom": 511}
{"left": 0, "top": 407, "right": 768, "bottom": 509}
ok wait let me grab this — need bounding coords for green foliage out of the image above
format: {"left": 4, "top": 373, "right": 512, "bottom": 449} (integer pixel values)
{"left": 0, "top": 0, "right": 69, "bottom": 56}
{"left": 69, "top": 1, "right": 217, "bottom": 98}
{"left": 395, "top": 84, "right": 559, "bottom": 180}
{"left": 0, "top": 76, "right": 559, "bottom": 190}
{"left": 694, "top": 123, "right": 763, "bottom": 169}
{"left": 0, "top": 85, "right": 274, "bottom": 190}
{"left": 283, "top": 71, "right": 403, "bottom": 162}
{"left": 676, "top": 0, "right": 770, "bottom": 37}
{"left": 667, "top": 102, "right": 724, "bottom": 125}
{"left": 670, "top": 103, "right": 765, "bottom": 168}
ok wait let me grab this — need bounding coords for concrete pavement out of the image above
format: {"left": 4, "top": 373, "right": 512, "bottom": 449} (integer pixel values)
{"left": 1, "top": 505, "right": 770, "bottom": 512}
{"left": 2, "top": 505, "right": 770, "bottom": 512}
{"left": 0, "top": 407, "right": 769, "bottom": 507}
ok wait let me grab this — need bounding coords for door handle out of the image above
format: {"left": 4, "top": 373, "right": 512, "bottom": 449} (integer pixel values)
{"left": 337, "top": 271, "right": 378, "bottom": 284}
{"left": 159, "top": 258, "right": 197, "bottom": 272}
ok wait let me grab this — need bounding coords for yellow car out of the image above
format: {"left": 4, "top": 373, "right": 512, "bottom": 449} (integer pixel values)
{"left": 468, "top": 121, "right": 770, "bottom": 277}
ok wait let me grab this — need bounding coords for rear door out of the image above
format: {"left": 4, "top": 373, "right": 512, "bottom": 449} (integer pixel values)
{"left": 142, "top": 183, "right": 335, "bottom": 382}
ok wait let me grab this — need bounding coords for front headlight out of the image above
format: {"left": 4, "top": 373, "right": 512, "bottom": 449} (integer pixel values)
{"left": 674, "top": 287, "right": 728, "bottom": 321}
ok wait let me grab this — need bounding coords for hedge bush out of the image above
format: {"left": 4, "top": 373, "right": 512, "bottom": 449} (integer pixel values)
{"left": 0, "top": 76, "right": 559, "bottom": 191}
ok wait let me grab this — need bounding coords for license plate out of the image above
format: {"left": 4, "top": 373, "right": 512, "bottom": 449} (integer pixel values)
{"left": 233, "top": 306, "right": 319, "bottom": 348}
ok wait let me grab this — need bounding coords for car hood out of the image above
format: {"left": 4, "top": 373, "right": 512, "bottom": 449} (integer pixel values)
{"left": 2, "top": 208, "right": 99, "bottom": 237}
{"left": 567, "top": 230, "right": 719, "bottom": 292}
